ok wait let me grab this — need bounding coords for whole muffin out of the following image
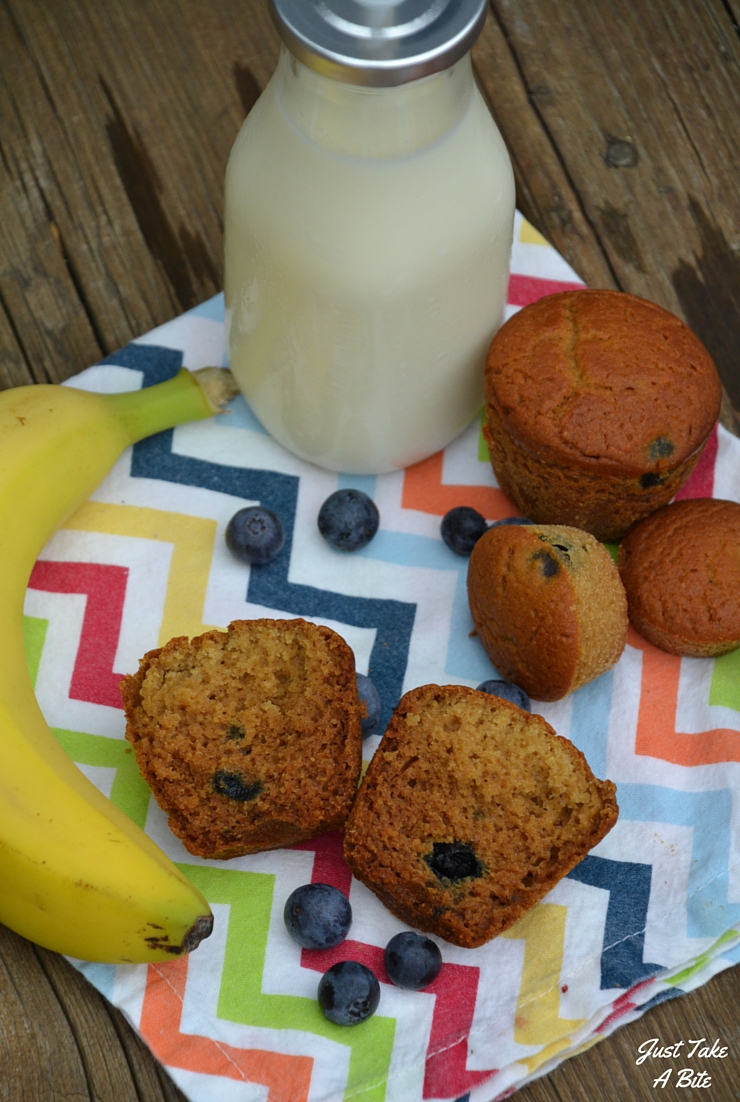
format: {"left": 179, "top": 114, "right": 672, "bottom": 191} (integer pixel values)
{"left": 467, "top": 522, "right": 628, "bottom": 701}
{"left": 121, "top": 618, "right": 363, "bottom": 858}
{"left": 344, "top": 685, "right": 618, "bottom": 948}
{"left": 483, "top": 290, "right": 721, "bottom": 541}
{"left": 618, "top": 499, "right": 740, "bottom": 657}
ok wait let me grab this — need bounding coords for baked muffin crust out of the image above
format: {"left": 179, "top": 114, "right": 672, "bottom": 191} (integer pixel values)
{"left": 618, "top": 499, "right": 740, "bottom": 657}
{"left": 483, "top": 290, "right": 721, "bottom": 540}
{"left": 344, "top": 685, "right": 618, "bottom": 948}
{"left": 467, "top": 523, "right": 628, "bottom": 701}
{"left": 121, "top": 618, "right": 363, "bottom": 858}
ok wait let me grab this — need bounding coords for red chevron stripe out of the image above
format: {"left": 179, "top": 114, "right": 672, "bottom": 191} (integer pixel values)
{"left": 292, "top": 831, "right": 352, "bottom": 897}
{"left": 27, "top": 560, "right": 128, "bottom": 709}
{"left": 294, "top": 833, "right": 495, "bottom": 1098}
{"left": 674, "top": 423, "right": 718, "bottom": 500}
{"left": 595, "top": 978, "right": 655, "bottom": 1034}
{"left": 507, "top": 273, "right": 584, "bottom": 308}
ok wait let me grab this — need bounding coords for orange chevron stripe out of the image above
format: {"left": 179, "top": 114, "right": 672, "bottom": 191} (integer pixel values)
{"left": 401, "top": 448, "right": 517, "bottom": 520}
{"left": 140, "top": 957, "right": 313, "bottom": 1102}
{"left": 630, "top": 626, "right": 740, "bottom": 765}
{"left": 63, "top": 501, "right": 219, "bottom": 644}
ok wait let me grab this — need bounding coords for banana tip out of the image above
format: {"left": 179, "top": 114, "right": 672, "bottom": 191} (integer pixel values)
{"left": 181, "top": 913, "right": 214, "bottom": 954}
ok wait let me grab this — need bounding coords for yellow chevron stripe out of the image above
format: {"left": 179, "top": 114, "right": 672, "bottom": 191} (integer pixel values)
{"left": 64, "top": 501, "right": 219, "bottom": 645}
{"left": 502, "top": 904, "right": 587, "bottom": 1074}
{"left": 568, "top": 1033, "right": 603, "bottom": 1059}
{"left": 518, "top": 219, "right": 550, "bottom": 246}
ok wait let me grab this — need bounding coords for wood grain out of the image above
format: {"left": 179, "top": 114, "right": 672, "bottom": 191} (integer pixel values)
{"left": 471, "top": 16, "right": 619, "bottom": 292}
{"left": 2, "top": 1, "right": 740, "bottom": 1100}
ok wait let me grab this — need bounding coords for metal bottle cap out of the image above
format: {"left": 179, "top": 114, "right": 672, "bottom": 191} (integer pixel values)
{"left": 270, "top": 0, "right": 488, "bottom": 86}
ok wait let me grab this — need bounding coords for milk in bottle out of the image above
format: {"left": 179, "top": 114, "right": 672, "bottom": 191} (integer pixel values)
{"left": 224, "top": 0, "right": 515, "bottom": 474}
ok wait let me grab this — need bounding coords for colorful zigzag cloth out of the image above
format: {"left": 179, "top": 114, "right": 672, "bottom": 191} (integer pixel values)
{"left": 27, "top": 211, "right": 740, "bottom": 1101}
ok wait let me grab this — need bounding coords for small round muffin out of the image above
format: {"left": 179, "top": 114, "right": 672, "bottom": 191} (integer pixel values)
{"left": 344, "top": 684, "right": 618, "bottom": 948}
{"left": 618, "top": 498, "right": 740, "bottom": 657}
{"left": 467, "top": 523, "right": 628, "bottom": 701}
{"left": 483, "top": 290, "right": 722, "bottom": 541}
{"left": 121, "top": 618, "right": 363, "bottom": 858}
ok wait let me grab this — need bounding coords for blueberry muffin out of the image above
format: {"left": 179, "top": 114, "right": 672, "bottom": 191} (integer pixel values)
{"left": 344, "top": 685, "right": 618, "bottom": 948}
{"left": 483, "top": 290, "right": 721, "bottom": 541}
{"left": 618, "top": 498, "right": 740, "bottom": 657}
{"left": 121, "top": 618, "right": 363, "bottom": 858}
{"left": 467, "top": 522, "right": 628, "bottom": 701}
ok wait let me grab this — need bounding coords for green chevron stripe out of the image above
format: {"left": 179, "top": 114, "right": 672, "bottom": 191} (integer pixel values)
{"left": 51, "top": 727, "right": 152, "bottom": 829}
{"left": 710, "top": 647, "right": 740, "bottom": 712}
{"left": 179, "top": 864, "right": 395, "bottom": 1102}
{"left": 477, "top": 408, "right": 489, "bottom": 462}
{"left": 665, "top": 929, "right": 738, "bottom": 986}
{"left": 23, "top": 614, "right": 48, "bottom": 687}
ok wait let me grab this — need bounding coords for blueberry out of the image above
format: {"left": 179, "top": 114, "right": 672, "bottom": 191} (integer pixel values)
{"left": 356, "top": 673, "right": 381, "bottom": 738}
{"left": 476, "top": 679, "right": 531, "bottom": 712}
{"left": 535, "top": 549, "right": 559, "bottom": 577}
{"left": 317, "top": 961, "right": 380, "bottom": 1026}
{"left": 490, "top": 516, "right": 536, "bottom": 526}
{"left": 440, "top": 506, "right": 487, "bottom": 555}
{"left": 384, "top": 932, "right": 442, "bottom": 990}
{"left": 226, "top": 506, "right": 284, "bottom": 565}
{"left": 284, "top": 883, "right": 352, "bottom": 950}
{"left": 212, "top": 772, "right": 262, "bottom": 802}
{"left": 425, "top": 841, "right": 483, "bottom": 882}
{"left": 649, "top": 436, "right": 674, "bottom": 460}
{"left": 318, "top": 489, "right": 379, "bottom": 552}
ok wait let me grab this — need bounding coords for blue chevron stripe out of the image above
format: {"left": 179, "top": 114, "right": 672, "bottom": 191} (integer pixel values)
{"left": 338, "top": 472, "right": 377, "bottom": 497}
{"left": 100, "top": 342, "right": 184, "bottom": 383}
{"left": 185, "top": 291, "right": 225, "bottom": 323}
{"left": 638, "top": 987, "right": 683, "bottom": 1013}
{"left": 567, "top": 855, "right": 660, "bottom": 989}
{"left": 101, "top": 344, "right": 416, "bottom": 730}
{"left": 355, "top": 529, "right": 496, "bottom": 685}
{"left": 617, "top": 784, "right": 740, "bottom": 938}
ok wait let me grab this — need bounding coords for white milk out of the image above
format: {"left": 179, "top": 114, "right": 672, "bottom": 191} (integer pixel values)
{"left": 224, "top": 46, "right": 515, "bottom": 474}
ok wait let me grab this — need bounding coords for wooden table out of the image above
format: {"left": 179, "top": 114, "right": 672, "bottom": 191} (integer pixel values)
{"left": 2, "top": 2, "right": 740, "bottom": 1099}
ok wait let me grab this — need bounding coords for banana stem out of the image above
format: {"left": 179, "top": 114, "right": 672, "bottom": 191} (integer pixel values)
{"left": 104, "top": 367, "right": 237, "bottom": 445}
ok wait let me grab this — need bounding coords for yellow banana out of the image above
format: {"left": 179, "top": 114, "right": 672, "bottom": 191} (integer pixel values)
{"left": 0, "top": 367, "right": 235, "bottom": 963}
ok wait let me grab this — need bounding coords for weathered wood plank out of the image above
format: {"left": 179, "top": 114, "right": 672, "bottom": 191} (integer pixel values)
{"left": 0, "top": 0, "right": 281, "bottom": 387}
{"left": 0, "top": 924, "right": 91, "bottom": 1102}
{"left": 0, "top": 4, "right": 103, "bottom": 384}
{"left": 0, "top": 923, "right": 187, "bottom": 1102}
{"left": 36, "top": 946, "right": 163, "bottom": 1102}
{"left": 0, "top": 295, "right": 35, "bottom": 390}
{"left": 472, "top": 14, "right": 618, "bottom": 292}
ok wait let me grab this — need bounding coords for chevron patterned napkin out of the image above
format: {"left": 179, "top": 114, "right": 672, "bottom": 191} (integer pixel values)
{"left": 27, "top": 211, "right": 740, "bottom": 1101}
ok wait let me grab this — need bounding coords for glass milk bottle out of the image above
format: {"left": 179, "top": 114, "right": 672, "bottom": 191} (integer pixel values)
{"left": 224, "top": 0, "right": 515, "bottom": 474}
